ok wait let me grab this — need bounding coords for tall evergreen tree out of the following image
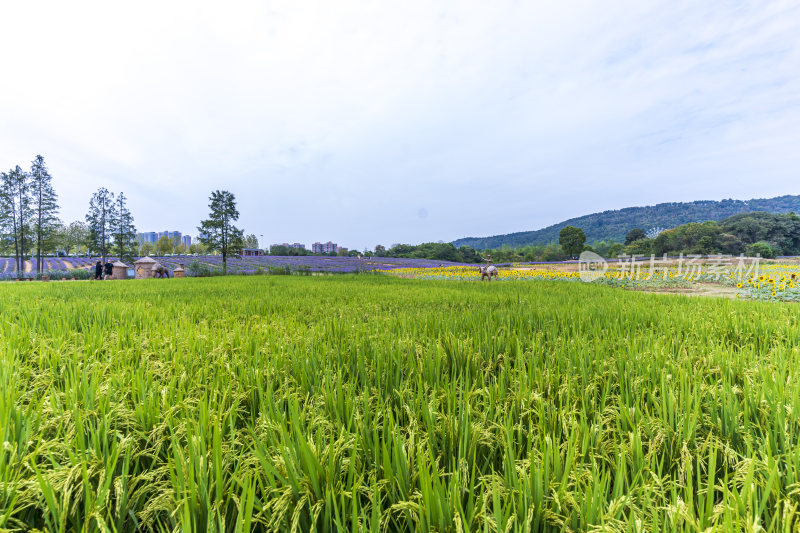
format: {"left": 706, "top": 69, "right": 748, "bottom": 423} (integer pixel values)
{"left": 111, "top": 192, "right": 137, "bottom": 263}
{"left": 30, "top": 155, "right": 60, "bottom": 272}
{"left": 0, "top": 166, "right": 31, "bottom": 273}
{"left": 197, "top": 190, "right": 244, "bottom": 274}
{"left": 0, "top": 172, "right": 13, "bottom": 265}
{"left": 86, "top": 188, "right": 116, "bottom": 262}
{"left": 15, "top": 167, "right": 31, "bottom": 268}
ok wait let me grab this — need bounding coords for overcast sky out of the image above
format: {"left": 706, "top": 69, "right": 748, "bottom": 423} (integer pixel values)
{"left": 1, "top": 1, "right": 798, "bottom": 250}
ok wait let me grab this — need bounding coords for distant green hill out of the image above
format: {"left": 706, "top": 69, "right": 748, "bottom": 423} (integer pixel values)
{"left": 452, "top": 195, "right": 800, "bottom": 249}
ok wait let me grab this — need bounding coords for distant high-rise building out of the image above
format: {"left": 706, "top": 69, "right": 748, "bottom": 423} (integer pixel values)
{"left": 291, "top": 243, "right": 305, "bottom": 250}
{"left": 182, "top": 235, "right": 191, "bottom": 248}
{"left": 140, "top": 231, "right": 184, "bottom": 244}
{"left": 311, "top": 242, "right": 338, "bottom": 253}
{"left": 137, "top": 232, "right": 160, "bottom": 244}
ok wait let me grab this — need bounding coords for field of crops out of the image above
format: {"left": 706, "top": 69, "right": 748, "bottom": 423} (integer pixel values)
{"left": 394, "top": 259, "right": 800, "bottom": 302}
{"left": 3, "top": 276, "right": 800, "bottom": 531}
{"left": 0, "top": 256, "right": 474, "bottom": 280}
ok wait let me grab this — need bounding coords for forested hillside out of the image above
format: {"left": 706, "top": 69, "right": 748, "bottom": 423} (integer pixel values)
{"left": 643, "top": 212, "right": 800, "bottom": 258}
{"left": 452, "top": 195, "right": 800, "bottom": 249}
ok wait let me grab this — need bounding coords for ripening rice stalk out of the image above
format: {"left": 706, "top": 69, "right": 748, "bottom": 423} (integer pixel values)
{"left": 1, "top": 276, "right": 800, "bottom": 531}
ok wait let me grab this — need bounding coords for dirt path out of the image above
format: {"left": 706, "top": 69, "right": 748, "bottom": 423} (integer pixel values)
{"left": 513, "top": 263, "right": 581, "bottom": 272}
{"left": 24, "top": 260, "right": 32, "bottom": 273}
{"left": 62, "top": 259, "right": 74, "bottom": 269}
{"left": 633, "top": 282, "right": 740, "bottom": 299}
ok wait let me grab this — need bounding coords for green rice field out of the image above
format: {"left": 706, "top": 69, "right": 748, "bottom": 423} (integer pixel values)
{"left": 2, "top": 276, "right": 800, "bottom": 532}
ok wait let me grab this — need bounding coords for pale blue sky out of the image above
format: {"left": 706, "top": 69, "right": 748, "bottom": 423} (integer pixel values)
{"left": 1, "top": 1, "right": 798, "bottom": 250}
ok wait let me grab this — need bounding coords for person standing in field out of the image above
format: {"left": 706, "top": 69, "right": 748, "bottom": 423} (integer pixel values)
{"left": 103, "top": 260, "right": 113, "bottom": 280}
{"left": 94, "top": 261, "right": 103, "bottom": 280}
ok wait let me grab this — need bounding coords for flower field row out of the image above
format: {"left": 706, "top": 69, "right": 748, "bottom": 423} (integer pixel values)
{"left": 0, "top": 257, "right": 95, "bottom": 273}
{"left": 599, "top": 261, "right": 800, "bottom": 301}
{"left": 392, "top": 260, "right": 800, "bottom": 302}
{"left": 391, "top": 264, "right": 583, "bottom": 281}
{"left": 736, "top": 262, "right": 800, "bottom": 301}
{"left": 160, "top": 255, "right": 474, "bottom": 275}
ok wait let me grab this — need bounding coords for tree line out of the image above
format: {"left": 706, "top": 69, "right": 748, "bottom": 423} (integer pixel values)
{"left": 375, "top": 228, "right": 588, "bottom": 264}
{"left": 0, "top": 158, "right": 253, "bottom": 273}
{"left": 0, "top": 156, "right": 139, "bottom": 269}
{"left": 0, "top": 158, "right": 374, "bottom": 274}
{"left": 620, "top": 212, "right": 800, "bottom": 258}
{"left": 0, "top": 156, "right": 59, "bottom": 272}
{"left": 372, "top": 228, "right": 607, "bottom": 264}
{"left": 0, "top": 160, "right": 363, "bottom": 273}
{"left": 366, "top": 242, "right": 482, "bottom": 263}
{"left": 364, "top": 234, "right": 579, "bottom": 264}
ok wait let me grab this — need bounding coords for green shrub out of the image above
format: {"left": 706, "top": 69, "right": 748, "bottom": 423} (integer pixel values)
{"left": 186, "top": 260, "right": 212, "bottom": 277}
{"left": 746, "top": 240, "right": 776, "bottom": 258}
{"left": 267, "top": 265, "right": 291, "bottom": 275}
{"left": 69, "top": 268, "right": 92, "bottom": 280}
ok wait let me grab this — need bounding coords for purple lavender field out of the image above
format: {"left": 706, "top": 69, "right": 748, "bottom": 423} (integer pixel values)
{"left": 0, "top": 255, "right": 475, "bottom": 280}
{"left": 152, "top": 255, "right": 474, "bottom": 275}
{"left": 0, "top": 257, "right": 96, "bottom": 280}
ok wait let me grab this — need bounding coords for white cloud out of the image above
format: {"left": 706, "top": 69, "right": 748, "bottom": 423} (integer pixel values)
{"left": 1, "top": 0, "right": 798, "bottom": 249}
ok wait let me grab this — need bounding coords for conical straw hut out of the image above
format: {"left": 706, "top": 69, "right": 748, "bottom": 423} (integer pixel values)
{"left": 134, "top": 256, "right": 157, "bottom": 279}
{"left": 112, "top": 261, "right": 129, "bottom": 280}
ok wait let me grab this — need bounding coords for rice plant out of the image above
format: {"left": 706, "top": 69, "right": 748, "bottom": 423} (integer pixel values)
{"left": 2, "top": 276, "right": 800, "bottom": 531}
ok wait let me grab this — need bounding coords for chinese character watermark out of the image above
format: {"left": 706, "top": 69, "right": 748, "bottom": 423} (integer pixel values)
{"left": 578, "top": 253, "right": 761, "bottom": 283}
